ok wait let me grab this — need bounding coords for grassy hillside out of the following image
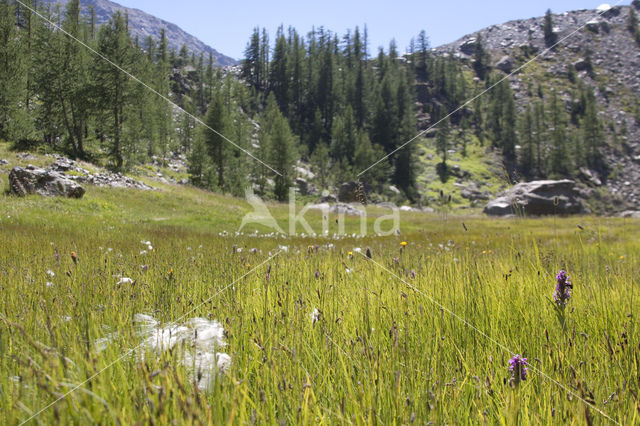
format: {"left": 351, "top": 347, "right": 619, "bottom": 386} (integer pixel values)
{"left": 0, "top": 144, "right": 638, "bottom": 424}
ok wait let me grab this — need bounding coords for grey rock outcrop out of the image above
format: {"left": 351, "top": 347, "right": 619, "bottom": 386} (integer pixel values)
{"left": 459, "top": 38, "right": 477, "bottom": 55}
{"left": 296, "top": 177, "right": 318, "bottom": 196}
{"left": 307, "top": 202, "right": 365, "bottom": 216}
{"left": 619, "top": 210, "right": 640, "bottom": 218}
{"left": 319, "top": 193, "right": 338, "bottom": 203}
{"left": 496, "top": 55, "right": 514, "bottom": 73}
{"left": 48, "top": 156, "right": 153, "bottom": 191}
{"left": 484, "top": 180, "right": 585, "bottom": 216}
{"left": 9, "top": 166, "right": 85, "bottom": 198}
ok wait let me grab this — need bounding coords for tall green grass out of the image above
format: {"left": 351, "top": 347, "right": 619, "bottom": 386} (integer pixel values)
{"left": 0, "top": 184, "right": 638, "bottom": 424}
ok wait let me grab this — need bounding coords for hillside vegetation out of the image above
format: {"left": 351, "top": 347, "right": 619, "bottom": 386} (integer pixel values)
{"left": 3, "top": 2, "right": 640, "bottom": 211}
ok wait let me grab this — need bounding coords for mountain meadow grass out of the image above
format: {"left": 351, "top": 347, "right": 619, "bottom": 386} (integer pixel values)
{"left": 0, "top": 183, "right": 638, "bottom": 424}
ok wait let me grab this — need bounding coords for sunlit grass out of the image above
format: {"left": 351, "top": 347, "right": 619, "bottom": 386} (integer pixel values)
{"left": 0, "top": 172, "right": 638, "bottom": 423}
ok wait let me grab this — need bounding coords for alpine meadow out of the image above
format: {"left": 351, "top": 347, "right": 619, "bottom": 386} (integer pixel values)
{"left": 0, "top": 0, "right": 639, "bottom": 424}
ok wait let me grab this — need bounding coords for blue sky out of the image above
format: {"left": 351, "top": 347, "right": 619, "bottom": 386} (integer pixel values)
{"left": 115, "top": 1, "right": 630, "bottom": 60}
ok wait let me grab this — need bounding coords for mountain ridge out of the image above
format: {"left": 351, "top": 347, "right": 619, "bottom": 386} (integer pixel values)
{"left": 428, "top": 3, "right": 640, "bottom": 210}
{"left": 44, "top": 0, "right": 237, "bottom": 66}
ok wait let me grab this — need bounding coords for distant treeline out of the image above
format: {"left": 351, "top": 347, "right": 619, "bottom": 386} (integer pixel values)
{"left": 0, "top": 1, "right": 618, "bottom": 203}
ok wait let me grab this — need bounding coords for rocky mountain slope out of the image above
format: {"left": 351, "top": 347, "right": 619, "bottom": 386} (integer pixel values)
{"left": 432, "top": 3, "right": 640, "bottom": 210}
{"left": 44, "top": 0, "right": 236, "bottom": 65}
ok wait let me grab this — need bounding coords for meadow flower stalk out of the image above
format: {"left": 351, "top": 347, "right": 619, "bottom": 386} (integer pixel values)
{"left": 554, "top": 270, "right": 572, "bottom": 307}
{"left": 508, "top": 354, "right": 528, "bottom": 386}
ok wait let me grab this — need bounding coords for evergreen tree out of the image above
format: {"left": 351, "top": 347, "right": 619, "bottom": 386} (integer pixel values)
{"left": 330, "top": 106, "right": 357, "bottom": 164}
{"left": 436, "top": 116, "right": 450, "bottom": 164}
{"left": 519, "top": 105, "right": 534, "bottom": 175}
{"left": 242, "top": 27, "right": 262, "bottom": 91}
{"left": 533, "top": 100, "right": 546, "bottom": 175}
{"left": 201, "top": 88, "right": 230, "bottom": 190}
{"left": 310, "top": 141, "right": 330, "bottom": 189}
{"left": 488, "top": 78, "right": 517, "bottom": 160}
{"left": 357, "top": 138, "right": 388, "bottom": 190}
{"left": 263, "top": 94, "right": 296, "bottom": 201}
{"left": 549, "top": 92, "right": 569, "bottom": 175}
{"left": 371, "top": 75, "right": 398, "bottom": 154}
{"left": 0, "top": 0, "right": 25, "bottom": 140}
{"left": 500, "top": 85, "right": 517, "bottom": 160}
{"left": 92, "top": 11, "right": 134, "bottom": 170}
{"left": 269, "top": 26, "right": 288, "bottom": 114}
{"left": 416, "top": 30, "right": 430, "bottom": 81}
{"left": 544, "top": 9, "right": 558, "bottom": 47}
{"left": 472, "top": 34, "right": 490, "bottom": 80}
{"left": 188, "top": 136, "right": 209, "bottom": 188}
{"left": 57, "top": 0, "right": 90, "bottom": 158}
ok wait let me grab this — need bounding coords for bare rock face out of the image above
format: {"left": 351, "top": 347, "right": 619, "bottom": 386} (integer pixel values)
{"left": 459, "top": 38, "right": 477, "bottom": 55}
{"left": 484, "top": 180, "right": 585, "bottom": 216}
{"left": 9, "top": 166, "right": 85, "bottom": 198}
{"left": 295, "top": 177, "right": 318, "bottom": 196}
{"left": 496, "top": 55, "right": 514, "bottom": 73}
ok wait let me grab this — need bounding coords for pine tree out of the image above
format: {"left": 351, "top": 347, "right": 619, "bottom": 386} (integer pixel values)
{"left": 242, "top": 28, "right": 261, "bottom": 91}
{"left": 473, "top": 34, "right": 490, "bottom": 80}
{"left": 416, "top": 30, "right": 430, "bottom": 81}
{"left": 544, "top": 9, "right": 557, "bottom": 47}
{"left": 436, "top": 116, "right": 450, "bottom": 164}
{"left": 188, "top": 135, "right": 210, "bottom": 188}
{"left": 330, "top": 106, "right": 357, "bottom": 164}
{"left": 0, "top": 0, "right": 25, "bottom": 140}
{"left": 58, "top": 0, "right": 90, "bottom": 158}
{"left": 533, "top": 100, "right": 546, "bottom": 175}
{"left": 356, "top": 137, "right": 389, "bottom": 190}
{"left": 263, "top": 94, "right": 296, "bottom": 201}
{"left": 92, "top": 11, "right": 134, "bottom": 170}
{"left": 549, "top": 92, "right": 569, "bottom": 176}
{"left": 201, "top": 88, "right": 230, "bottom": 190}
{"left": 371, "top": 75, "right": 398, "bottom": 154}
{"left": 269, "top": 26, "right": 288, "bottom": 114}
{"left": 287, "top": 28, "right": 305, "bottom": 132}
{"left": 500, "top": 85, "right": 517, "bottom": 160}
{"left": 310, "top": 142, "right": 330, "bottom": 189}
{"left": 519, "top": 105, "right": 534, "bottom": 175}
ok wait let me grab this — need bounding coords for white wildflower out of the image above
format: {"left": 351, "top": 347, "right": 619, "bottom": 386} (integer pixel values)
{"left": 311, "top": 308, "right": 320, "bottom": 326}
